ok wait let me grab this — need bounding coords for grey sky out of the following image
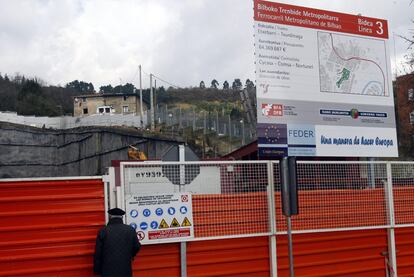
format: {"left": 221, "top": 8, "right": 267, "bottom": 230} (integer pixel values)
{"left": 0, "top": 0, "right": 413, "bottom": 89}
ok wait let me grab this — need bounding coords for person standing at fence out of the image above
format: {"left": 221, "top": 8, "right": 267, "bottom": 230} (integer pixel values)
{"left": 94, "top": 208, "right": 141, "bottom": 277}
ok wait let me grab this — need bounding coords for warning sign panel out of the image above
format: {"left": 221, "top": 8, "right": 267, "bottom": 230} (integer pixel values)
{"left": 159, "top": 219, "right": 169, "bottom": 229}
{"left": 170, "top": 218, "right": 180, "bottom": 228}
{"left": 181, "top": 217, "right": 192, "bottom": 227}
{"left": 125, "top": 193, "right": 194, "bottom": 244}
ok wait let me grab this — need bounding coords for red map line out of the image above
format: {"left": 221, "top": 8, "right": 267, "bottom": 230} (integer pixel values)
{"left": 329, "top": 33, "right": 386, "bottom": 95}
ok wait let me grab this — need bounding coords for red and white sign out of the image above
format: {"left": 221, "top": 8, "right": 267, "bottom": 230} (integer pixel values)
{"left": 254, "top": 0, "right": 397, "bottom": 158}
{"left": 254, "top": 0, "right": 388, "bottom": 38}
{"left": 148, "top": 228, "right": 191, "bottom": 240}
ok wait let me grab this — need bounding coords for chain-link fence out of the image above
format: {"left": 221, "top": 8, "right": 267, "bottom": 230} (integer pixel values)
{"left": 151, "top": 106, "right": 256, "bottom": 141}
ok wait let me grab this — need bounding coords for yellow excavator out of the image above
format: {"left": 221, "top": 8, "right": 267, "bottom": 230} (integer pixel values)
{"left": 127, "top": 145, "right": 147, "bottom": 160}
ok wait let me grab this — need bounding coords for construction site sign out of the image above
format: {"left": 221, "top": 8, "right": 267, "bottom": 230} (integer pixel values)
{"left": 125, "top": 193, "right": 194, "bottom": 244}
{"left": 254, "top": 0, "right": 398, "bottom": 157}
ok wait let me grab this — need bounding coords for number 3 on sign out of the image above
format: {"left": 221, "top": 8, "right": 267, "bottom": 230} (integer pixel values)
{"left": 376, "top": 21, "right": 383, "bottom": 35}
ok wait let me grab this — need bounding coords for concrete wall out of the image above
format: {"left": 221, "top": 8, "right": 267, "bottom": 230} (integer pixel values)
{"left": 0, "top": 122, "right": 190, "bottom": 178}
{"left": 0, "top": 111, "right": 148, "bottom": 129}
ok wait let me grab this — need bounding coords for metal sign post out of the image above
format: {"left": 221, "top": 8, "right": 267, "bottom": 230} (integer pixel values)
{"left": 280, "top": 157, "right": 298, "bottom": 277}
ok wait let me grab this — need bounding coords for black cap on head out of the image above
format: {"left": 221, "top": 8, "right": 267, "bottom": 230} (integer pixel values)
{"left": 108, "top": 208, "right": 125, "bottom": 216}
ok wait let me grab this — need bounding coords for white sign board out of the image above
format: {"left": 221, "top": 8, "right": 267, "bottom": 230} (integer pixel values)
{"left": 125, "top": 193, "right": 194, "bottom": 244}
{"left": 123, "top": 164, "right": 221, "bottom": 194}
{"left": 254, "top": 0, "right": 398, "bottom": 157}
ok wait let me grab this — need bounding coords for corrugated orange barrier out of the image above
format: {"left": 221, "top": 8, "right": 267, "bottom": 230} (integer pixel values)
{"left": 275, "top": 189, "right": 388, "bottom": 232}
{"left": 187, "top": 236, "right": 270, "bottom": 276}
{"left": 0, "top": 178, "right": 105, "bottom": 277}
{"left": 395, "top": 227, "right": 414, "bottom": 276}
{"left": 192, "top": 193, "right": 270, "bottom": 238}
{"left": 276, "top": 229, "right": 388, "bottom": 277}
{"left": 1, "top": 179, "right": 409, "bottom": 276}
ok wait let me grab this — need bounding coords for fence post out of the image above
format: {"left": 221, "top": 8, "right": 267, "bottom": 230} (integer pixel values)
{"left": 267, "top": 161, "right": 278, "bottom": 277}
{"left": 385, "top": 162, "right": 397, "bottom": 276}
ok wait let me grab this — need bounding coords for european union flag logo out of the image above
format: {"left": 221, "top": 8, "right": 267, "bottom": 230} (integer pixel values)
{"left": 257, "top": 123, "right": 287, "bottom": 145}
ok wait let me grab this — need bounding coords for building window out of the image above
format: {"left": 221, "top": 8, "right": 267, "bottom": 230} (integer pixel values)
{"left": 410, "top": 112, "right": 414, "bottom": 123}
{"left": 123, "top": 105, "right": 129, "bottom": 113}
{"left": 409, "top": 88, "right": 414, "bottom": 101}
{"left": 83, "top": 108, "right": 88, "bottom": 114}
{"left": 82, "top": 97, "right": 87, "bottom": 102}
{"left": 123, "top": 95, "right": 128, "bottom": 101}
{"left": 97, "top": 105, "right": 113, "bottom": 114}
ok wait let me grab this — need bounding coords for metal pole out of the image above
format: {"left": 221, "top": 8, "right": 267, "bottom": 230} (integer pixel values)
{"left": 139, "top": 65, "right": 144, "bottom": 127}
{"left": 267, "top": 161, "right": 277, "bottom": 277}
{"left": 150, "top": 74, "right": 155, "bottom": 131}
{"left": 281, "top": 157, "right": 295, "bottom": 277}
{"left": 368, "top": 157, "right": 376, "bottom": 188}
{"left": 287, "top": 216, "right": 294, "bottom": 277}
{"left": 241, "top": 120, "right": 245, "bottom": 145}
{"left": 178, "top": 145, "right": 187, "bottom": 277}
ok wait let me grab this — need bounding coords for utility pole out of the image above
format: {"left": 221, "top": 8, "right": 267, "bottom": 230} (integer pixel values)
{"left": 154, "top": 79, "right": 157, "bottom": 122}
{"left": 150, "top": 74, "right": 155, "bottom": 131}
{"left": 139, "top": 65, "right": 143, "bottom": 128}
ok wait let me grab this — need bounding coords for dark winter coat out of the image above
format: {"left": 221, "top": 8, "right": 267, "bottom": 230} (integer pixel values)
{"left": 94, "top": 217, "right": 141, "bottom": 277}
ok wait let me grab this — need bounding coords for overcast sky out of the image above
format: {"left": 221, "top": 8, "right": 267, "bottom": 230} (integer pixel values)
{"left": 0, "top": 0, "right": 413, "bottom": 89}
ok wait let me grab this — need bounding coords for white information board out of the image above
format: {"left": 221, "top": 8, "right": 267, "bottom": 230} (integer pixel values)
{"left": 125, "top": 193, "right": 194, "bottom": 244}
{"left": 254, "top": 0, "right": 398, "bottom": 157}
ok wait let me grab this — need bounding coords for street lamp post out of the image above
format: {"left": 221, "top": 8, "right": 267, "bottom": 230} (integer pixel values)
{"left": 168, "top": 113, "right": 173, "bottom": 137}
{"left": 240, "top": 119, "right": 245, "bottom": 145}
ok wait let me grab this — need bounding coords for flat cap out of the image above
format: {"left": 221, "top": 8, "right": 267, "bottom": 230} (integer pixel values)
{"left": 108, "top": 207, "right": 126, "bottom": 216}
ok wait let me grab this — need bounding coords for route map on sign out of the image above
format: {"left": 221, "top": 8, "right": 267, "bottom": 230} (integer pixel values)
{"left": 318, "top": 32, "right": 388, "bottom": 96}
{"left": 125, "top": 193, "right": 194, "bottom": 244}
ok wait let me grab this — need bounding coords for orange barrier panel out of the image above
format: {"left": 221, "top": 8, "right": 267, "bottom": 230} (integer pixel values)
{"left": 276, "top": 229, "right": 388, "bottom": 277}
{"left": 395, "top": 227, "right": 414, "bottom": 276}
{"left": 275, "top": 189, "right": 388, "bottom": 232}
{"left": 0, "top": 179, "right": 399, "bottom": 276}
{"left": 0, "top": 178, "right": 105, "bottom": 277}
{"left": 394, "top": 187, "right": 414, "bottom": 225}
{"left": 133, "top": 243, "right": 181, "bottom": 276}
{"left": 187, "top": 236, "right": 270, "bottom": 277}
{"left": 192, "top": 193, "right": 270, "bottom": 238}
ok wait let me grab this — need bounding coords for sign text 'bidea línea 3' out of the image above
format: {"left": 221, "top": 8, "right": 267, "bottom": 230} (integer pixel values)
{"left": 254, "top": 0, "right": 398, "bottom": 157}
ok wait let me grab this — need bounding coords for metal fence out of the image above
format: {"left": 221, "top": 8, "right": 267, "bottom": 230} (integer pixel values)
{"left": 117, "top": 161, "right": 414, "bottom": 236}
{"left": 115, "top": 160, "right": 414, "bottom": 276}
{"left": 151, "top": 107, "right": 256, "bottom": 142}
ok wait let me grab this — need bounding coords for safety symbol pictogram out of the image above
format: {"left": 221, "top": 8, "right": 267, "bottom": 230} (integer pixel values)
{"left": 159, "top": 219, "right": 169, "bottom": 229}
{"left": 181, "top": 217, "right": 192, "bottom": 227}
{"left": 168, "top": 207, "right": 176, "bottom": 215}
{"left": 137, "top": 231, "right": 145, "bottom": 241}
{"left": 180, "top": 206, "right": 187, "bottom": 214}
{"left": 181, "top": 195, "right": 188, "bottom": 202}
{"left": 170, "top": 217, "right": 180, "bottom": 228}
{"left": 143, "top": 209, "right": 151, "bottom": 217}
{"left": 155, "top": 208, "right": 163, "bottom": 216}
{"left": 150, "top": 221, "right": 158, "bottom": 229}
